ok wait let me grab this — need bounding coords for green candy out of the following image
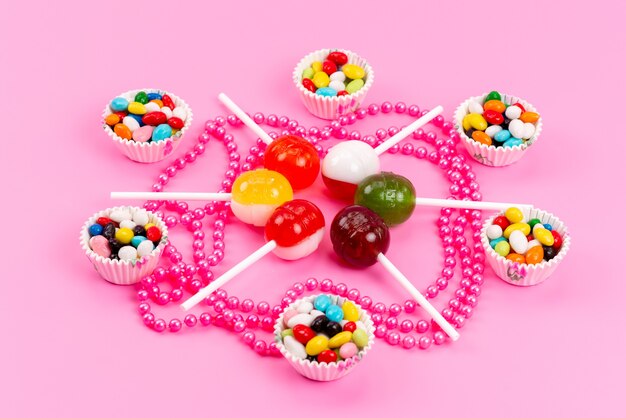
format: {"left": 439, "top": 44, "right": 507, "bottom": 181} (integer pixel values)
{"left": 494, "top": 240, "right": 511, "bottom": 257}
{"left": 134, "top": 91, "right": 149, "bottom": 104}
{"left": 302, "top": 67, "right": 314, "bottom": 80}
{"left": 281, "top": 329, "right": 294, "bottom": 339}
{"left": 354, "top": 172, "right": 416, "bottom": 226}
{"left": 352, "top": 328, "right": 369, "bottom": 348}
{"left": 528, "top": 218, "right": 542, "bottom": 230}
{"left": 346, "top": 78, "right": 364, "bottom": 94}
{"left": 484, "top": 90, "right": 501, "bottom": 102}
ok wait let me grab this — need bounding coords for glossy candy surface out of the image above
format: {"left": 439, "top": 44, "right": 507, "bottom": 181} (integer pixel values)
{"left": 264, "top": 135, "right": 320, "bottom": 190}
{"left": 322, "top": 140, "right": 380, "bottom": 200}
{"left": 354, "top": 172, "right": 416, "bottom": 226}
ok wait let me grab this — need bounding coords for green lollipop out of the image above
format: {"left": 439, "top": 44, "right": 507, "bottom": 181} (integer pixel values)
{"left": 354, "top": 172, "right": 416, "bottom": 225}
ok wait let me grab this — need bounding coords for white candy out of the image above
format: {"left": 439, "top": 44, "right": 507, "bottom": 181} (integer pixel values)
{"left": 287, "top": 313, "right": 314, "bottom": 328}
{"left": 485, "top": 125, "right": 503, "bottom": 138}
{"left": 297, "top": 301, "right": 314, "bottom": 314}
{"left": 132, "top": 210, "right": 150, "bottom": 226}
{"left": 119, "top": 220, "right": 136, "bottom": 230}
{"left": 118, "top": 245, "right": 138, "bottom": 261}
{"left": 122, "top": 116, "right": 140, "bottom": 132}
{"left": 339, "top": 320, "right": 348, "bottom": 326}
{"left": 310, "top": 310, "right": 325, "bottom": 318}
{"left": 161, "top": 106, "right": 173, "bottom": 119}
{"left": 322, "top": 140, "right": 380, "bottom": 185}
{"left": 330, "top": 71, "right": 346, "bottom": 82}
{"left": 533, "top": 223, "right": 546, "bottom": 234}
{"left": 110, "top": 209, "right": 132, "bottom": 223}
{"left": 509, "top": 230, "right": 528, "bottom": 255}
{"left": 144, "top": 102, "right": 160, "bottom": 113}
{"left": 137, "top": 240, "right": 155, "bottom": 257}
{"left": 508, "top": 119, "right": 525, "bottom": 139}
{"left": 505, "top": 105, "right": 522, "bottom": 120}
{"left": 527, "top": 239, "right": 541, "bottom": 251}
{"left": 486, "top": 225, "right": 503, "bottom": 240}
{"left": 283, "top": 336, "right": 307, "bottom": 359}
{"left": 329, "top": 80, "right": 345, "bottom": 93}
{"left": 522, "top": 122, "right": 535, "bottom": 140}
{"left": 230, "top": 201, "right": 277, "bottom": 227}
{"left": 272, "top": 229, "right": 324, "bottom": 261}
{"left": 468, "top": 100, "right": 484, "bottom": 114}
{"left": 173, "top": 106, "right": 187, "bottom": 122}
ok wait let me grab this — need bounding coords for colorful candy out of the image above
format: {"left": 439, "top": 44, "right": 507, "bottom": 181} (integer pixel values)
{"left": 354, "top": 172, "right": 416, "bottom": 225}
{"left": 263, "top": 135, "right": 320, "bottom": 190}
{"left": 322, "top": 141, "right": 381, "bottom": 199}
{"left": 301, "top": 51, "right": 366, "bottom": 97}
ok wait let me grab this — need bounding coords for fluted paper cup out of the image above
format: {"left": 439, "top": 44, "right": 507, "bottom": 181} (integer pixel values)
{"left": 455, "top": 92, "right": 542, "bottom": 167}
{"left": 80, "top": 206, "right": 168, "bottom": 285}
{"left": 102, "top": 88, "right": 193, "bottom": 163}
{"left": 481, "top": 207, "right": 570, "bottom": 286}
{"left": 293, "top": 49, "right": 374, "bottom": 120}
{"left": 274, "top": 294, "right": 375, "bottom": 381}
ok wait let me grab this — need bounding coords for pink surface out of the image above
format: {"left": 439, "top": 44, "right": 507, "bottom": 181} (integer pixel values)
{"left": 3, "top": 1, "right": 624, "bottom": 417}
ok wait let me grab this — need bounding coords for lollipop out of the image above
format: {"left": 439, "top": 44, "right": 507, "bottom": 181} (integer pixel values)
{"left": 110, "top": 169, "right": 293, "bottom": 227}
{"left": 181, "top": 199, "right": 325, "bottom": 311}
{"left": 218, "top": 93, "right": 320, "bottom": 189}
{"left": 330, "top": 205, "right": 460, "bottom": 340}
{"left": 355, "top": 172, "right": 533, "bottom": 226}
{"left": 321, "top": 106, "right": 444, "bottom": 199}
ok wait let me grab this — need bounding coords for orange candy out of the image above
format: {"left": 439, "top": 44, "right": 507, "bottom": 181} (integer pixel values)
{"left": 105, "top": 114, "right": 120, "bottom": 126}
{"left": 525, "top": 246, "right": 544, "bottom": 264}
{"left": 472, "top": 130, "right": 492, "bottom": 146}
{"left": 483, "top": 100, "right": 506, "bottom": 113}
{"left": 114, "top": 123, "right": 132, "bottom": 139}
{"left": 520, "top": 111, "right": 540, "bottom": 123}
{"left": 150, "top": 99, "right": 164, "bottom": 108}
{"left": 506, "top": 253, "right": 526, "bottom": 264}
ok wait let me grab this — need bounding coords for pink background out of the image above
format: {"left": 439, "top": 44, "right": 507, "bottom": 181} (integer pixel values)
{"left": 3, "top": 0, "right": 624, "bottom": 416}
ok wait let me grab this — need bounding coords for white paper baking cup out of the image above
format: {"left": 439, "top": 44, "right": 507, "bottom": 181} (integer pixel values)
{"left": 80, "top": 206, "right": 168, "bottom": 285}
{"left": 454, "top": 92, "right": 542, "bottom": 167}
{"left": 293, "top": 49, "right": 374, "bottom": 120}
{"left": 481, "top": 207, "right": 570, "bottom": 286}
{"left": 274, "top": 294, "right": 375, "bottom": 381}
{"left": 102, "top": 88, "right": 193, "bottom": 163}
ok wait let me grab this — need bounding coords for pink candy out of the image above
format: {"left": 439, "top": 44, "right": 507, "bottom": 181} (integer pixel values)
{"left": 339, "top": 342, "right": 358, "bottom": 359}
{"left": 133, "top": 125, "right": 154, "bottom": 143}
{"left": 89, "top": 235, "right": 111, "bottom": 258}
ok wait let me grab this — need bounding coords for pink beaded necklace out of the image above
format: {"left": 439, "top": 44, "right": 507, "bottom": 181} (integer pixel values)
{"left": 136, "top": 101, "right": 485, "bottom": 357}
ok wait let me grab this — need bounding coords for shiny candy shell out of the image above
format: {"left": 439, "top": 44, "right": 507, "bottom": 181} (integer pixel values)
{"left": 506, "top": 253, "right": 525, "bottom": 264}
{"left": 509, "top": 230, "right": 529, "bottom": 255}
{"left": 330, "top": 71, "right": 346, "bottom": 82}
{"left": 494, "top": 129, "right": 511, "bottom": 143}
{"left": 173, "top": 107, "right": 187, "bottom": 121}
{"left": 305, "top": 335, "right": 329, "bottom": 356}
{"left": 328, "top": 51, "right": 348, "bottom": 66}
{"left": 472, "top": 130, "right": 492, "bottom": 146}
{"left": 483, "top": 100, "right": 506, "bottom": 113}
{"left": 110, "top": 209, "right": 132, "bottom": 223}
{"left": 297, "top": 301, "right": 313, "bottom": 314}
{"left": 168, "top": 117, "right": 184, "bottom": 129}
{"left": 152, "top": 124, "right": 173, "bottom": 142}
{"left": 312, "top": 71, "right": 330, "bottom": 88}
{"left": 551, "top": 230, "right": 563, "bottom": 249}
{"left": 466, "top": 113, "right": 488, "bottom": 131}
{"left": 322, "top": 60, "right": 337, "bottom": 75}
{"left": 105, "top": 114, "right": 120, "bottom": 126}
{"left": 132, "top": 125, "right": 154, "bottom": 142}
{"left": 316, "top": 87, "right": 337, "bottom": 97}
{"left": 494, "top": 240, "right": 511, "bottom": 257}
{"left": 342, "top": 64, "right": 365, "bottom": 80}
{"left": 313, "top": 294, "right": 332, "bottom": 312}
{"left": 302, "top": 67, "right": 314, "bottom": 79}
{"left": 161, "top": 94, "right": 175, "bottom": 110}
{"left": 484, "top": 91, "right": 501, "bottom": 102}
{"left": 325, "top": 304, "right": 344, "bottom": 322}
{"left": 486, "top": 224, "right": 503, "bottom": 240}
{"left": 504, "top": 222, "right": 531, "bottom": 238}
{"left": 143, "top": 111, "right": 167, "bottom": 126}
{"left": 115, "top": 227, "right": 134, "bottom": 244}
{"left": 525, "top": 246, "right": 544, "bottom": 264}
{"left": 322, "top": 140, "right": 380, "bottom": 199}
{"left": 503, "top": 138, "right": 523, "bottom": 148}
{"left": 287, "top": 313, "right": 314, "bottom": 328}
{"left": 352, "top": 328, "right": 369, "bottom": 348}
{"left": 89, "top": 224, "right": 103, "bottom": 236}
{"left": 89, "top": 235, "right": 111, "bottom": 258}
{"left": 522, "top": 123, "right": 535, "bottom": 140}
{"left": 283, "top": 336, "right": 307, "bottom": 359}
{"left": 339, "top": 342, "right": 358, "bottom": 359}
{"left": 508, "top": 119, "right": 525, "bottom": 138}
{"left": 505, "top": 105, "right": 522, "bottom": 120}
{"left": 317, "top": 349, "right": 337, "bottom": 363}
{"left": 122, "top": 116, "right": 140, "bottom": 132}
{"left": 468, "top": 100, "right": 483, "bottom": 114}
{"left": 144, "top": 102, "right": 160, "bottom": 113}
{"left": 520, "top": 112, "right": 540, "bottom": 123}
{"left": 311, "top": 61, "right": 323, "bottom": 73}
{"left": 292, "top": 324, "right": 316, "bottom": 344}
{"left": 146, "top": 226, "right": 162, "bottom": 242}
{"left": 134, "top": 91, "right": 148, "bottom": 104}
{"left": 354, "top": 172, "right": 416, "bottom": 226}
{"left": 535, "top": 228, "right": 555, "bottom": 246}
{"left": 485, "top": 125, "right": 502, "bottom": 138}
{"left": 329, "top": 80, "right": 345, "bottom": 92}
{"left": 493, "top": 216, "right": 510, "bottom": 230}
{"left": 113, "top": 123, "right": 132, "bottom": 140}
{"left": 137, "top": 240, "right": 154, "bottom": 257}
{"left": 328, "top": 331, "right": 352, "bottom": 348}
{"left": 118, "top": 245, "right": 138, "bottom": 261}
{"left": 346, "top": 79, "right": 364, "bottom": 94}
{"left": 505, "top": 207, "right": 524, "bottom": 223}
{"left": 483, "top": 109, "right": 504, "bottom": 125}
{"left": 302, "top": 78, "right": 316, "bottom": 93}
{"left": 110, "top": 97, "right": 129, "bottom": 112}
{"left": 128, "top": 101, "right": 147, "bottom": 115}
{"left": 342, "top": 301, "right": 359, "bottom": 322}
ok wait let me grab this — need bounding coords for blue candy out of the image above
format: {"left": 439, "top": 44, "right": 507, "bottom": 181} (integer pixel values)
{"left": 325, "top": 305, "right": 344, "bottom": 322}
{"left": 316, "top": 87, "right": 337, "bottom": 97}
{"left": 147, "top": 92, "right": 162, "bottom": 101}
{"left": 314, "top": 294, "right": 332, "bottom": 312}
{"left": 131, "top": 235, "right": 147, "bottom": 248}
{"left": 88, "top": 224, "right": 103, "bottom": 236}
{"left": 494, "top": 129, "right": 511, "bottom": 143}
{"left": 110, "top": 97, "right": 129, "bottom": 112}
{"left": 152, "top": 124, "right": 173, "bottom": 142}
{"left": 490, "top": 237, "right": 506, "bottom": 249}
{"left": 503, "top": 137, "right": 523, "bottom": 148}
{"left": 127, "top": 113, "right": 144, "bottom": 127}
{"left": 544, "top": 223, "right": 553, "bottom": 231}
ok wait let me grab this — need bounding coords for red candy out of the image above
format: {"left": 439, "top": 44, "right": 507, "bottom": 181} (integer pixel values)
{"left": 492, "top": 215, "right": 510, "bottom": 231}
{"left": 167, "top": 116, "right": 184, "bottom": 129}
{"left": 327, "top": 51, "right": 348, "bottom": 66}
{"left": 265, "top": 200, "right": 325, "bottom": 247}
{"left": 337, "top": 90, "right": 349, "bottom": 96}
{"left": 302, "top": 78, "right": 316, "bottom": 93}
{"left": 512, "top": 103, "right": 526, "bottom": 113}
{"left": 483, "top": 109, "right": 504, "bottom": 125}
{"left": 343, "top": 321, "right": 357, "bottom": 332}
{"left": 161, "top": 94, "right": 175, "bottom": 110}
{"left": 113, "top": 111, "right": 127, "bottom": 120}
{"left": 551, "top": 230, "right": 563, "bottom": 249}
{"left": 322, "top": 60, "right": 337, "bottom": 75}
{"left": 264, "top": 135, "right": 320, "bottom": 189}
{"left": 142, "top": 111, "right": 167, "bottom": 126}
{"left": 96, "top": 217, "right": 113, "bottom": 227}
{"left": 146, "top": 226, "right": 162, "bottom": 242}
{"left": 292, "top": 324, "right": 315, "bottom": 345}
{"left": 317, "top": 349, "right": 338, "bottom": 363}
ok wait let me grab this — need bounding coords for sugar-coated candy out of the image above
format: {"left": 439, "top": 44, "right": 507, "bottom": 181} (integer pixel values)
{"left": 493, "top": 216, "right": 510, "bottom": 230}
{"left": 505, "top": 207, "right": 524, "bottom": 223}
{"left": 328, "top": 331, "right": 352, "bottom": 348}
{"left": 507, "top": 253, "right": 525, "bottom": 264}
{"left": 133, "top": 225, "right": 146, "bottom": 237}
{"left": 346, "top": 79, "right": 364, "bottom": 94}
{"left": 494, "top": 240, "right": 510, "bottom": 257}
{"left": 305, "top": 335, "right": 329, "bottom": 356}
{"left": 543, "top": 246, "right": 558, "bottom": 261}
{"left": 354, "top": 172, "right": 416, "bottom": 226}
{"left": 551, "top": 230, "right": 563, "bottom": 249}
{"left": 342, "top": 64, "right": 365, "bottom": 79}
{"left": 134, "top": 91, "right": 149, "bottom": 104}
{"left": 314, "top": 294, "right": 332, "bottom": 312}
{"left": 484, "top": 91, "right": 501, "bottom": 102}
{"left": 151, "top": 124, "right": 172, "bottom": 142}
{"left": 322, "top": 60, "right": 337, "bottom": 75}
{"left": 490, "top": 237, "right": 506, "bottom": 249}
{"left": 132, "top": 210, "right": 149, "bottom": 226}
{"left": 293, "top": 324, "right": 316, "bottom": 344}
{"left": 468, "top": 100, "right": 483, "bottom": 114}
{"left": 352, "top": 328, "right": 369, "bottom": 348}
{"left": 161, "top": 94, "right": 175, "bottom": 110}
{"left": 105, "top": 114, "right": 120, "bottom": 126}
{"left": 484, "top": 100, "right": 506, "bottom": 113}
{"left": 88, "top": 224, "right": 103, "bottom": 236}
{"left": 142, "top": 112, "right": 167, "bottom": 126}
{"left": 110, "top": 97, "right": 129, "bottom": 112}
{"left": 96, "top": 217, "right": 113, "bottom": 227}
{"left": 284, "top": 336, "right": 307, "bottom": 359}
{"left": 115, "top": 228, "right": 134, "bottom": 244}
{"left": 509, "top": 230, "right": 528, "bottom": 255}
{"left": 472, "top": 130, "right": 492, "bottom": 146}
{"left": 118, "top": 245, "right": 138, "bottom": 261}
{"left": 503, "top": 137, "right": 523, "bottom": 148}
{"left": 505, "top": 105, "right": 522, "bottom": 120}
{"left": 316, "top": 87, "right": 336, "bottom": 97}
{"left": 110, "top": 209, "right": 132, "bottom": 223}
{"left": 287, "top": 313, "right": 314, "bottom": 328}
{"left": 520, "top": 112, "right": 540, "bottom": 123}
{"left": 534, "top": 228, "right": 555, "bottom": 246}
{"left": 119, "top": 220, "right": 136, "bottom": 230}
{"left": 301, "top": 51, "right": 366, "bottom": 96}
{"left": 89, "top": 235, "right": 111, "bottom": 258}
{"left": 343, "top": 321, "right": 357, "bottom": 332}
{"left": 302, "top": 78, "right": 316, "bottom": 92}
{"left": 325, "top": 321, "right": 343, "bottom": 338}
{"left": 466, "top": 113, "right": 488, "bottom": 130}
{"left": 342, "top": 301, "right": 359, "bottom": 322}
{"left": 102, "top": 223, "right": 115, "bottom": 239}
{"left": 168, "top": 117, "right": 184, "bottom": 129}
{"left": 483, "top": 109, "right": 504, "bottom": 125}
{"left": 312, "top": 71, "right": 330, "bottom": 88}
{"left": 132, "top": 126, "right": 153, "bottom": 142}
{"left": 494, "top": 129, "right": 511, "bottom": 143}
{"left": 114, "top": 123, "right": 132, "bottom": 140}
{"left": 131, "top": 235, "right": 147, "bottom": 248}
{"left": 486, "top": 225, "right": 503, "bottom": 240}
{"left": 322, "top": 140, "right": 381, "bottom": 199}
{"left": 525, "top": 246, "right": 544, "bottom": 264}
{"left": 281, "top": 329, "right": 294, "bottom": 338}
{"left": 302, "top": 67, "right": 314, "bottom": 79}
{"left": 325, "top": 305, "right": 344, "bottom": 322}
{"left": 339, "top": 342, "right": 358, "bottom": 359}
{"left": 297, "top": 301, "right": 313, "bottom": 314}
{"left": 485, "top": 125, "right": 502, "bottom": 138}
{"left": 504, "top": 222, "right": 531, "bottom": 238}
{"left": 328, "top": 51, "right": 348, "bottom": 65}
{"left": 317, "top": 349, "right": 337, "bottom": 363}
{"left": 146, "top": 226, "right": 162, "bottom": 242}
{"left": 144, "top": 102, "right": 160, "bottom": 113}
{"left": 310, "top": 315, "right": 330, "bottom": 333}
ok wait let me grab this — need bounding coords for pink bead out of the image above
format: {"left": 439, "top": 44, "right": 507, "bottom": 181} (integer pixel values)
{"left": 375, "top": 324, "right": 388, "bottom": 338}
{"left": 418, "top": 336, "right": 432, "bottom": 349}
{"left": 153, "top": 319, "right": 166, "bottom": 333}
{"left": 402, "top": 336, "right": 416, "bottom": 349}
{"left": 400, "top": 320, "right": 414, "bottom": 333}
{"left": 169, "top": 319, "right": 182, "bottom": 332}
{"left": 403, "top": 300, "right": 416, "bottom": 313}
{"left": 184, "top": 314, "right": 197, "bottom": 327}
{"left": 389, "top": 303, "right": 402, "bottom": 316}
{"left": 433, "top": 331, "right": 446, "bottom": 345}
{"left": 416, "top": 320, "right": 429, "bottom": 333}
{"left": 199, "top": 313, "right": 212, "bottom": 326}
{"left": 385, "top": 316, "right": 398, "bottom": 329}
{"left": 386, "top": 331, "right": 400, "bottom": 345}
{"left": 359, "top": 296, "right": 372, "bottom": 309}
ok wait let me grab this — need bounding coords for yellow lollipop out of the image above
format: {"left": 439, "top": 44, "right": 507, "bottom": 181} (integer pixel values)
{"left": 230, "top": 169, "right": 293, "bottom": 226}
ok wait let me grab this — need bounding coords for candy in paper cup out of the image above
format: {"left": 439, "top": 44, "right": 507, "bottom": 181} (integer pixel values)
{"left": 274, "top": 294, "right": 375, "bottom": 381}
{"left": 454, "top": 92, "right": 542, "bottom": 167}
{"left": 481, "top": 207, "right": 570, "bottom": 286}
{"left": 102, "top": 88, "right": 193, "bottom": 163}
{"left": 293, "top": 49, "right": 374, "bottom": 120}
{"left": 80, "top": 206, "right": 168, "bottom": 285}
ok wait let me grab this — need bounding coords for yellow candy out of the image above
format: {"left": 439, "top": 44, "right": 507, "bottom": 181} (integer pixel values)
{"left": 312, "top": 71, "right": 330, "bottom": 88}
{"left": 342, "top": 64, "right": 365, "bottom": 79}
{"left": 466, "top": 113, "right": 488, "bottom": 131}
{"left": 462, "top": 114, "right": 472, "bottom": 131}
{"left": 328, "top": 331, "right": 352, "bottom": 349}
{"left": 342, "top": 301, "right": 359, "bottom": 322}
{"left": 505, "top": 207, "right": 524, "bottom": 223}
{"left": 305, "top": 335, "right": 329, "bottom": 356}
{"left": 144, "top": 223, "right": 156, "bottom": 230}
{"left": 231, "top": 169, "right": 293, "bottom": 205}
{"left": 311, "top": 61, "right": 323, "bottom": 73}
{"left": 503, "top": 222, "right": 531, "bottom": 239}
{"left": 115, "top": 227, "right": 134, "bottom": 244}
{"left": 128, "top": 101, "right": 147, "bottom": 115}
{"left": 535, "top": 228, "right": 555, "bottom": 246}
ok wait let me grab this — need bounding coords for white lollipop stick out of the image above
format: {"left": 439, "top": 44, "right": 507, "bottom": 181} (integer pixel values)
{"left": 377, "top": 253, "right": 460, "bottom": 341}
{"left": 181, "top": 240, "right": 277, "bottom": 311}
{"left": 110, "top": 192, "right": 232, "bottom": 201}
{"left": 218, "top": 93, "right": 273, "bottom": 145}
{"left": 374, "top": 106, "right": 444, "bottom": 156}
{"left": 414, "top": 198, "right": 533, "bottom": 212}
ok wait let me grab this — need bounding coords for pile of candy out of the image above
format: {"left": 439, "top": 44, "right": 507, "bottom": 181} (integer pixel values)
{"left": 486, "top": 207, "right": 563, "bottom": 264}
{"left": 301, "top": 51, "right": 366, "bottom": 97}
{"left": 88, "top": 208, "right": 163, "bottom": 261}
{"left": 280, "top": 295, "right": 370, "bottom": 364}
{"left": 462, "top": 90, "right": 540, "bottom": 148}
{"left": 105, "top": 91, "right": 188, "bottom": 143}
